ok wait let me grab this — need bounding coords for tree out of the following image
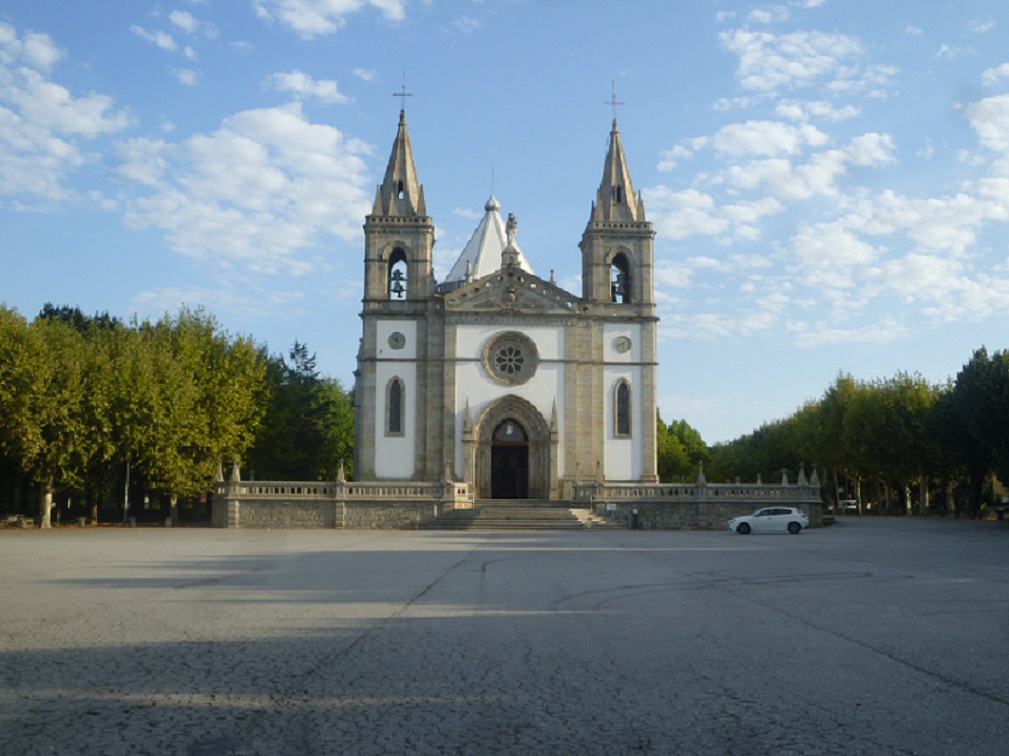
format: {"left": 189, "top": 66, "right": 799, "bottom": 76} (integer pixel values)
{"left": 950, "top": 347, "right": 1009, "bottom": 514}
{"left": 22, "top": 318, "right": 90, "bottom": 527}
{"left": 246, "top": 341, "right": 353, "bottom": 481}
{"left": 656, "top": 413, "right": 692, "bottom": 482}
{"left": 141, "top": 308, "right": 266, "bottom": 523}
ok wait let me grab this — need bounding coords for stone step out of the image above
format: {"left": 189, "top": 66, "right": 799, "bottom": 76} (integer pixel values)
{"left": 424, "top": 504, "right": 624, "bottom": 531}
{"left": 474, "top": 499, "right": 570, "bottom": 509}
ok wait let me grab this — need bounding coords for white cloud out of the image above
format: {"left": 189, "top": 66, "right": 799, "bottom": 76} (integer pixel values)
{"left": 265, "top": 70, "right": 349, "bottom": 104}
{"left": 719, "top": 28, "right": 871, "bottom": 93}
{"left": 353, "top": 68, "right": 379, "bottom": 83}
{"left": 170, "top": 10, "right": 219, "bottom": 39}
{"left": 710, "top": 120, "right": 829, "bottom": 157}
{"left": 934, "top": 44, "right": 962, "bottom": 61}
{"left": 174, "top": 68, "right": 200, "bottom": 86}
{"left": 131, "top": 25, "right": 178, "bottom": 52}
{"left": 117, "top": 102, "right": 373, "bottom": 275}
{"left": 0, "top": 24, "right": 131, "bottom": 201}
{"left": 967, "top": 17, "right": 995, "bottom": 35}
{"left": 982, "top": 63, "right": 1009, "bottom": 86}
{"left": 253, "top": 0, "right": 407, "bottom": 38}
{"left": 797, "top": 318, "right": 910, "bottom": 348}
{"left": 775, "top": 99, "right": 860, "bottom": 122}
{"left": 966, "top": 93, "right": 1009, "bottom": 153}
{"left": 454, "top": 16, "right": 483, "bottom": 34}
{"left": 746, "top": 6, "right": 789, "bottom": 25}
{"left": 170, "top": 11, "right": 199, "bottom": 34}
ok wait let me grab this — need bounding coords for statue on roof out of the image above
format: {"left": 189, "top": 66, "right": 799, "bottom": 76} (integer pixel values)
{"left": 506, "top": 212, "right": 518, "bottom": 248}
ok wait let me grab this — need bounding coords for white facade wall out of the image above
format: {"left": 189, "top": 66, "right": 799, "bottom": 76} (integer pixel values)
{"left": 452, "top": 325, "right": 566, "bottom": 478}
{"left": 373, "top": 319, "right": 418, "bottom": 479}
{"left": 603, "top": 322, "right": 644, "bottom": 481}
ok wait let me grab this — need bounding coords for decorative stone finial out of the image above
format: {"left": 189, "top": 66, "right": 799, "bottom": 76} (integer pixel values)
{"left": 502, "top": 212, "right": 520, "bottom": 266}
{"left": 230, "top": 458, "right": 241, "bottom": 482}
{"left": 337, "top": 460, "right": 346, "bottom": 483}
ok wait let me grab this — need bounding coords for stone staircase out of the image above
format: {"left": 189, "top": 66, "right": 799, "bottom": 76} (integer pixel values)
{"left": 424, "top": 500, "right": 623, "bottom": 531}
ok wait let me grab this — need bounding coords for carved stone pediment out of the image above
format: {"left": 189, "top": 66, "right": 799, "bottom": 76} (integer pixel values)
{"left": 442, "top": 265, "right": 580, "bottom": 314}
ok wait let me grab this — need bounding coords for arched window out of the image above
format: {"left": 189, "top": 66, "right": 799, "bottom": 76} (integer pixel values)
{"left": 388, "top": 247, "right": 408, "bottom": 299}
{"left": 610, "top": 252, "right": 631, "bottom": 304}
{"left": 493, "top": 419, "right": 527, "bottom": 443}
{"left": 387, "top": 378, "right": 404, "bottom": 436}
{"left": 615, "top": 380, "right": 632, "bottom": 437}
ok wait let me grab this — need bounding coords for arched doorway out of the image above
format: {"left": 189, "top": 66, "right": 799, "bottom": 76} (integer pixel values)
{"left": 491, "top": 419, "right": 528, "bottom": 499}
{"left": 469, "top": 395, "right": 554, "bottom": 500}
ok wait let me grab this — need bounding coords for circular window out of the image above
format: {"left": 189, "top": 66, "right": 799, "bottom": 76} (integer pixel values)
{"left": 483, "top": 332, "right": 539, "bottom": 386}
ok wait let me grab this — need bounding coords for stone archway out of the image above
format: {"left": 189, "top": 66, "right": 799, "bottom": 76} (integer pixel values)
{"left": 472, "top": 395, "right": 552, "bottom": 500}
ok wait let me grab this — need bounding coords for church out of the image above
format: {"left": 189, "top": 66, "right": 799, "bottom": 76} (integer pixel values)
{"left": 212, "top": 108, "right": 823, "bottom": 529}
{"left": 353, "top": 109, "right": 659, "bottom": 500}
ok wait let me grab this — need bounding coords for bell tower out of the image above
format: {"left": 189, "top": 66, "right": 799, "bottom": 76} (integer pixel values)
{"left": 579, "top": 118, "right": 655, "bottom": 310}
{"left": 363, "top": 109, "right": 434, "bottom": 307}
{"left": 355, "top": 108, "right": 437, "bottom": 481}
{"left": 573, "top": 114, "right": 659, "bottom": 485}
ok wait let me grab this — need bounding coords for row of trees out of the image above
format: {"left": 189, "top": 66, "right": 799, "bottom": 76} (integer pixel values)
{"left": 0, "top": 305, "right": 353, "bottom": 526}
{"left": 4, "top": 300, "right": 1004, "bottom": 523}
{"left": 698, "top": 348, "right": 1009, "bottom": 516}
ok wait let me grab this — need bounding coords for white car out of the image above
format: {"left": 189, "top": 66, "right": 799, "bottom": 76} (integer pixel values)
{"left": 728, "top": 507, "right": 808, "bottom": 535}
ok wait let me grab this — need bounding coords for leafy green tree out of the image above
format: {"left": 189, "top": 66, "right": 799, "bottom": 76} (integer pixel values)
{"left": 141, "top": 308, "right": 266, "bottom": 523}
{"left": 950, "top": 347, "right": 1009, "bottom": 514}
{"left": 656, "top": 413, "right": 692, "bottom": 482}
{"left": 247, "top": 341, "right": 353, "bottom": 481}
{"left": 22, "top": 318, "right": 90, "bottom": 527}
{"left": 319, "top": 376, "right": 355, "bottom": 480}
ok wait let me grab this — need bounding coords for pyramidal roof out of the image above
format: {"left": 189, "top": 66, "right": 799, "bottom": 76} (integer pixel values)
{"left": 444, "top": 195, "right": 533, "bottom": 283}
{"left": 371, "top": 109, "right": 426, "bottom": 217}
{"left": 591, "top": 118, "right": 646, "bottom": 223}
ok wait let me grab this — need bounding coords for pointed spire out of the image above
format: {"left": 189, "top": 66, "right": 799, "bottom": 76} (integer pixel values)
{"left": 592, "top": 119, "right": 644, "bottom": 223}
{"left": 372, "top": 110, "right": 426, "bottom": 217}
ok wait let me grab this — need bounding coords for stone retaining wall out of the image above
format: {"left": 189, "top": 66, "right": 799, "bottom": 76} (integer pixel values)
{"left": 597, "top": 499, "right": 824, "bottom": 530}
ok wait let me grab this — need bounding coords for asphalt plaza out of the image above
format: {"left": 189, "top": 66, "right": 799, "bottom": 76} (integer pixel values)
{"left": 1, "top": 519, "right": 1007, "bottom": 755}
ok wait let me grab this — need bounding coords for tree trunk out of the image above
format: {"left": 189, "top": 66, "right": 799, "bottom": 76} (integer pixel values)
{"left": 38, "top": 483, "right": 53, "bottom": 529}
{"left": 919, "top": 474, "right": 929, "bottom": 516}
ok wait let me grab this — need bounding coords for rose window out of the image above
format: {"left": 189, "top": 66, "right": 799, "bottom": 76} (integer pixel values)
{"left": 483, "top": 332, "right": 538, "bottom": 386}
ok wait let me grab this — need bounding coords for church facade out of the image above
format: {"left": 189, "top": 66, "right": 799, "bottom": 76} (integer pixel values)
{"left": 353, "top": 110, "right": 659, "bottom": 500}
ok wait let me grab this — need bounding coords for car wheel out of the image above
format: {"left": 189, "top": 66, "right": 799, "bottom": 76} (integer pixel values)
{"left": 787, "top": 522, "right": 801, "bottom": 534}
{"left": 737, "top": 522, "right": 751, "bottom": 535}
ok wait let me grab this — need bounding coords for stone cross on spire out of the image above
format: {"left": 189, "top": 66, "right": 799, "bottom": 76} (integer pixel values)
{"left": 606, "top": 80, "right": 624, "bottom": 123}
{"left": 393, "top": 72, "right": 412, "bottom": 112}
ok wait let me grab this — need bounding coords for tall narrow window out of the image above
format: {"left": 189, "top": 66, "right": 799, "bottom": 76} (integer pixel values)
{"left": 615, "top": 380, "right": 632, "bottom": 437}
{"left": 388, "top": 248, "right": 408, "bottom": 299}
{"left": 387, "top": 378, "right": 404, "bottom": 436}
{"left": 610, "top": 252, "right": 631, "bottom": 304}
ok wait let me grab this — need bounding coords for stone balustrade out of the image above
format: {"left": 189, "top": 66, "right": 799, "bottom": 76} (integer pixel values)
{"left": 209, "top": 461, "right": 822, "bottom": 530}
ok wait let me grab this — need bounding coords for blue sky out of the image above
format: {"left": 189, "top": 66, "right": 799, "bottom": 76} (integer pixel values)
{"left": 2, "top": 1, "right": 1008, "bottom": 444}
